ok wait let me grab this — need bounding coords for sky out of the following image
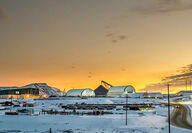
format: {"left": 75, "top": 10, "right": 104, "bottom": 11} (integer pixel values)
{"left": 1, "top": 0, "right": 192, "bottom": 93}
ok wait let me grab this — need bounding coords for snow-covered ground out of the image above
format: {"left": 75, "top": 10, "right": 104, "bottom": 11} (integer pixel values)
{"left": 178, "top": 97, "right": 192, "bottom": 118}
{"left": 0, "top": 114, "right": 166, "bottom": 133}
{"left": 0, "top": 97, "right": 191, "bottom": 133}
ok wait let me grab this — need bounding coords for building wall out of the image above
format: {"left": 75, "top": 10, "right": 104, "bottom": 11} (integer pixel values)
{"left": 0, "top": 88, "right": 39, "bottom": 96}
{"left": 0, "top": 94, "right": 41, "bottom": 99}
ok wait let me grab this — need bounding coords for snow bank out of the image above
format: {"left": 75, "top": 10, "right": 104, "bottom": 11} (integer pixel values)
{"left": 162, "top": 125, "right": 192, "bottom": 133}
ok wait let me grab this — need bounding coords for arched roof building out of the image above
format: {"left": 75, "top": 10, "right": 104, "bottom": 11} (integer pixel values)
{"left": 66, "top": 88, "right": 95, "bottom": 97}
{"left": 107, "top": 85, "right": 135, "bottom": 97}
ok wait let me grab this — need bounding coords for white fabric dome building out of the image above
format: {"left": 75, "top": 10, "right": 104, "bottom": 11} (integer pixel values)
{"left": 107, "top": 85, "right": 135, "bottom": 97}
{"left": 66, "top": 88, "right": 95, "bottom": 97}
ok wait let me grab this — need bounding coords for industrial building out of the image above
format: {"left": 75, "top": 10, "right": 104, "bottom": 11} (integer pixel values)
{"left": 107, "top": 85, "right": 135, "bottom": 97}
{"left": 66, "top": 88, "right": 95, "bottom": 97}
{"left": 176, "top": 91, "right": 192, "bottom": 97}
{"left": 142, "top": 92, "right": 163, "bottom": 99}
{"left": 0, "top": 83, "right": 64, "bottom": 99}
{"left": 121, "top": 92, "right": 163, "bottom": 99}
{"left": 94, "top": 81, "right": 112, "bottom": 97}
{"left": 163, "top": 94, "right": 177, "bottom": 98}
{"left": 121, "top": 92, "right": 144, "bottom": 98}
{"left": 94, "top": 85, "right": 108, "bottom": 97}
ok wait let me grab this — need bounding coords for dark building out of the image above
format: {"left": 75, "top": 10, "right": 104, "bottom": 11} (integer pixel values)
{"left": 0, "top": 87, "right": 39, "bottom": 95}
{"left": 0, "top": 83, "right": 65, "bottom": 99}
{"left": 94, "top": 85, "right": 108, "bottom": 97}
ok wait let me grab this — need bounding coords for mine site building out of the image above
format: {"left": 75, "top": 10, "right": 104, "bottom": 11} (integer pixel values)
{"left": 107, "top": 85, "right": 135, "bottom": 97}
{"left": 66, "top": 88, "right": 95, "bottom": 97}
{"left": 142, "top": 92, "right": 163, "bottom": 99}
{"left": 121, "top": 92, "right": 144, "bottom": 98}
{"left": 163, "top": 94, "right": 176, "bottom": 98}
{"left": 94, "top": 85, "right": 108, "bottom": 97}
{"left": 0, "top": 83, "right": 64, "bottom": 99}
{"left": 176, "top": 91, "right": 192, "bottom": 97}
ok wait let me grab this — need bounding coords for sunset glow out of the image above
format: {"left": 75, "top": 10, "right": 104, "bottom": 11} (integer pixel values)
{"left": 1, "top": 0, "right": 192, "bottom": 93}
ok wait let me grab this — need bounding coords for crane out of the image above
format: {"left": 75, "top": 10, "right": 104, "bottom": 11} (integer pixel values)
{"left": 101, "top": 80, "right": 113, "bottom": 89}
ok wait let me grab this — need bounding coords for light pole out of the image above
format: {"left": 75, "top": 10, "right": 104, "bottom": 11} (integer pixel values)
{"left": 125, "top": 93, "right": 128, "bottom": 125}
{"left": 167, "top": 83, "right": 171, "bottom": 133}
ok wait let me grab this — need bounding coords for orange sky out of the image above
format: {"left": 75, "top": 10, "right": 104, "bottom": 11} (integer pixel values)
{"left": 1, "top": 0, "right": 192, "bottom": 93}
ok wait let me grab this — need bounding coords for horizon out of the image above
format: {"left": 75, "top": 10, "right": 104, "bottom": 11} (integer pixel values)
{"left": 0, "top": 81, "right": 189, "bottom": 94}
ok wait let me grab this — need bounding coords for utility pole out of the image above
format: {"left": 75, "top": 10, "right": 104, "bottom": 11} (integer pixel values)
{"left": 125, "top": 94, "right": 128, "bottom": 125}
{"left": 49, "top": 128, "right": 52, "bottom": 133}
{"left": 190, "top": 80, "right": 192, "bottom": 91}
{"left": 186, "top": 80, "right": 188, "bottom": 91}
{"left": 167, "top": 83, "right": 171, "bottom": 133}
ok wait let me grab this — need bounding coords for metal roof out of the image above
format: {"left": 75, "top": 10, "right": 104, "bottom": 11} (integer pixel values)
{"left": 0, "top": 83, "right": 62, "bottom": 97}
{"left": 0, "top": 87, "right": 19, "bottom": 91}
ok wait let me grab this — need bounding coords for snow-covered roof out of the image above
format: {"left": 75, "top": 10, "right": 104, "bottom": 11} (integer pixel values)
{"left": 20, "top": 84, "right": 37, "bottom": 89}
{"left": 66, "top": 88, "right": 95, "bottom": 97}
{"left": 0, "top": 83, "right": 63, "bottom": 97}
{"left": 0, "top": 87, "right": 19, "bottom": 91}
{"left": 178, "top": 91, "right": 192, "bottom": 94}
{"left": 108, "top": 86, "right": 135, "bottom": 93}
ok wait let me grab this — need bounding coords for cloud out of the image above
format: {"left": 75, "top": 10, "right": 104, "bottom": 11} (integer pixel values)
{"left": 119, "top": 35, "right": 127, "bottom": 40}
{"left": 106, "top": 33, "right": 114, "bottom": 37}
{"left": 142, "top": 64, "right": 192, "bottom": 92}
{"left": 105, "top": 1, "right": 192, "bottom": 44}
{"left": 162, "top": 64, "right": 192, "bottom": 81}
{"left": 105, "top": 30, "right": 127, "bottom": 43}
{"left": 0, "top": 6, "right": 8, "bottom": 20}
{"left": 121, "top": 68, "right": 126, "bottom": 71}
{"left": 131, "top": 0, "right": 192, "bottom": 14}
{"left": 107, "top": 50, "right": 112, "bottom": 54}
{"left": 104, "top": 24, "right": 128, "bottom": 43}
{"left": 141, "top": 83, "right": 166, "bottom": 92}
{"left": 88, "top": 72, "right": 93, "bottom": 78}
{"left": 71, "top": 64, "right": 76, "bottom": 69}
{"left": 111, "top": 40, "right": 117, "bottom": 43}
